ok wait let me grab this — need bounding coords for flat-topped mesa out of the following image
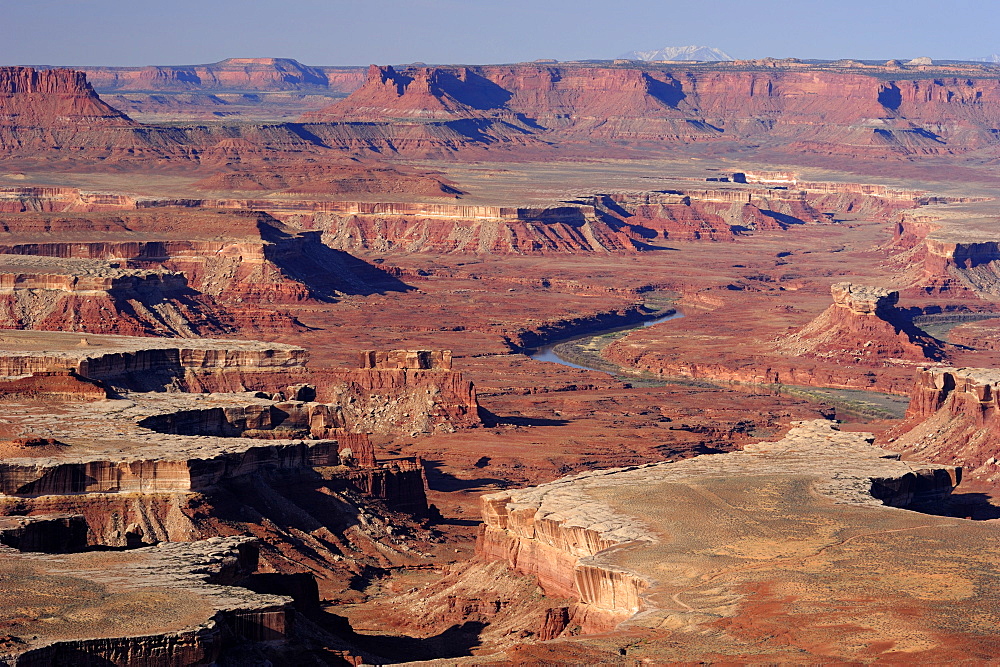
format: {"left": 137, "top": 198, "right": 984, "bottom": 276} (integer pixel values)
{"left": 477, "top": 420, "right": 961, "bottom": 637}
{"left": 82, "top": 58, "right": 365, "bottom": 92}
{"left": 882, "top": 367, "right": 1000, "bottom": 475}
{"left": 0, "top": 537, "right": 305, "bottom": 665}
{"left": 0, "top": 67, "right": 135, "bottom": 127}
{"left": 359, "top": 349, "right": 452, "bottom": 370}
{"left": 780, "top": 282, "right": 945, "bottom": 365}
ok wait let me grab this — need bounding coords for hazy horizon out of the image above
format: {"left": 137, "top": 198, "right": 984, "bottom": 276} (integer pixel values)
{"left": 4, "top": 0, "right": 999, "bottom": 67}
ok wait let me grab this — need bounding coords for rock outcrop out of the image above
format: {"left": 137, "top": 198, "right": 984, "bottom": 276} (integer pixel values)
{"left": 780, "top": 282, "right": 945, "bottom": 364}
{"left": 883, "top": 366, "right": 1000, "bottom": 477}
{"left": 0, "top": 68, "right": 135, "bottom": 131}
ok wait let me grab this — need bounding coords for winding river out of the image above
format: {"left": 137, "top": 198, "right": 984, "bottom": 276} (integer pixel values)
{"left": 528, "top": 311, "right": 684, "bottom": 372}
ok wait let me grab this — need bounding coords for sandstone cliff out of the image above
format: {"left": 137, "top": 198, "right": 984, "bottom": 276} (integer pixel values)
{"left": 307, "top": 63, "right": 1000, "bottom": 157}
{"left": 82, "top": 58, "right": 365, "bottom": 93}
{"left": 883, "top": 366, "right": 1000, "bottom": 477}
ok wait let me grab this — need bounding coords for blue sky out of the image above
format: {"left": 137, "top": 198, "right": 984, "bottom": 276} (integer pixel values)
{"left": 5, "top": 0, "right": 998, "bottom": 66}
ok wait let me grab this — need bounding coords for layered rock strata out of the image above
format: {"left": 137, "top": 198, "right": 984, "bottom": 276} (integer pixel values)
{"left": 0, "top": 389, "right": 378, "bottom": 496}
{"left": 0, "top": 513, "right": 88, "bottom": 552}
{"left": 306, "top": 203, "right": 644, "bottom": 254}
{"left": 888, "top": 205, "right": 1000, "bottom": 298}
{"left": 0, "top": 209, "right": 405, "bottom": 305}
{"left": 0, "top": 255, "right": 237, "bottom": 337}
{"left": 81, "top": 58, "right": 365, "bottom": 93}
{"left": 883, "top": 366, "right": 1000, "bottom": 476}
{"left": 308, "top": 63, "right": 1000, "bottom": 157}
{"left": 477, "top": 420, "right": 962, "bottom": 644}
{"left": 0, "top": 330, "right": 308, "bottom": 392}
{"left": 0, "top": 337, "right": 485, "bottom": 559}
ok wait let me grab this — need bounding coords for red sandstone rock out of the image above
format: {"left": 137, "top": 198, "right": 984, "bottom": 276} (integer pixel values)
{"left": 0, "top": 67, "right": 134, "bottom": 130}
{"left": 882, "top": 366, "right": 1000, "bottom": 477}
{"left": 780, "top": 282, "right": 945, "bottom": 365}
{"left": 306, "top": 63, "right": 1000, "bottom": 157}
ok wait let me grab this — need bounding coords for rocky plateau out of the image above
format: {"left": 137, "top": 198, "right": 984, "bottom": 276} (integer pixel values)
{"left": 4, "top": 52, "right": 1000, "bottom": 664}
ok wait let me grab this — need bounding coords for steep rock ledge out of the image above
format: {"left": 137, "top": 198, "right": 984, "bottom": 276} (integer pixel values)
{"left": 883, "top": 366, "right": 1000, "bottom": 478}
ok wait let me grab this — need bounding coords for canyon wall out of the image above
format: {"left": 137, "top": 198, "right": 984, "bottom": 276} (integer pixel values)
{"left": 883, "top": 367, "right": 1000, "bottom": 476}
{"left": 308, "top": 63, "right": 1000, "bottom": 157}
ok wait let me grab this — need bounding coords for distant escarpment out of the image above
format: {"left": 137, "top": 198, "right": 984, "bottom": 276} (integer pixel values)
{"left": 193, "top": 159, "right": 463, "bottom": 197}
{"left": 306, "top": 63, "right": 1000, "bottom": 157}
{"left": 82, "top": 58, "right": 365, "bottom": 93}
{"left": 10, "top": 63, "right": 1000, "bottom": 166}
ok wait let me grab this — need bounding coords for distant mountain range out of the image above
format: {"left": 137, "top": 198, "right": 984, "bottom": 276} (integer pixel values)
{"left": 972, "top": 54, "right": 1000, "bottom": 63}
{"left": 619, "top": 46, "right": 734, "bottom": 62}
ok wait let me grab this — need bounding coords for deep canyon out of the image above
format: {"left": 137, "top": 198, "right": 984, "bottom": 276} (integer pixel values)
{"left": 2, "top": 55, "right": 1000, "bottom": 664}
